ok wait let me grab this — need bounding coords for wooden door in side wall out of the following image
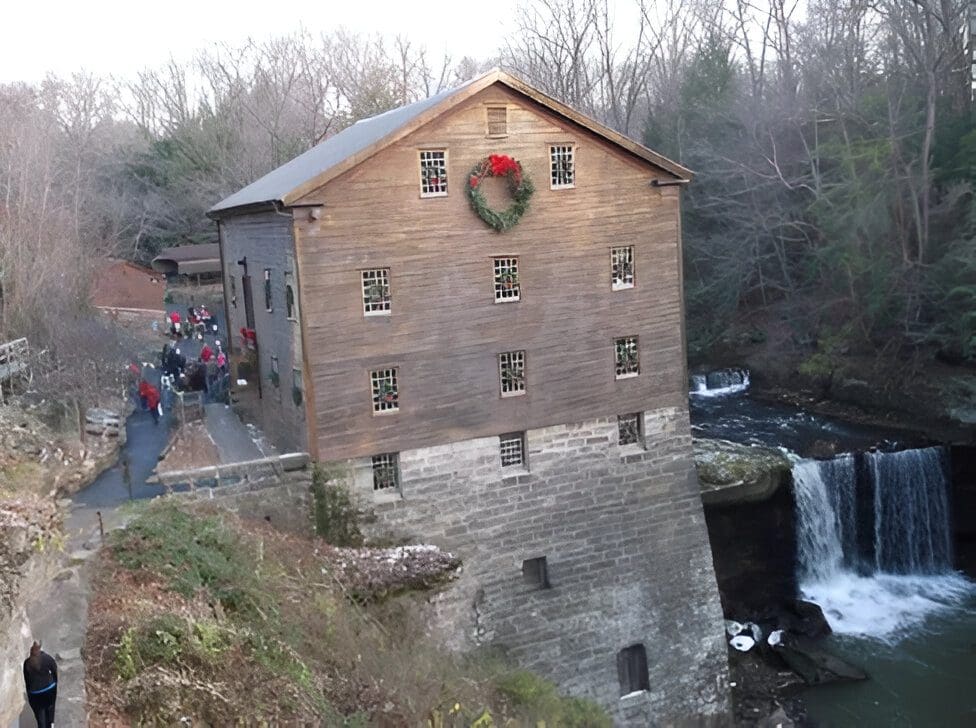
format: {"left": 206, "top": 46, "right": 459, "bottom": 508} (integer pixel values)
{"left": 241, "top": 275, "right": 255, "bottom": 329}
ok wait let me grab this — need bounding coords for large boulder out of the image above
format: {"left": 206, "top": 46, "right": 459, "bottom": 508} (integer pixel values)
{"left": 695, "top": 438, "right": 792, "bottom": 505}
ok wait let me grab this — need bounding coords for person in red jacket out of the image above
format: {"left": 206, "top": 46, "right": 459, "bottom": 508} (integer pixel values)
{"left": 168, "top": 310, "right": 182, "bottom": 338}
{"left": 138, "top": 380, "right": 161, "bottom": 424}
{"left": 200, "top": 343, "right": 214, "bottom": 363}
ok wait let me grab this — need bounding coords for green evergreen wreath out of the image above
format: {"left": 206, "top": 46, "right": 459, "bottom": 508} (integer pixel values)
{"left": 466, "top": 154, "right": 535, "bottom": 232}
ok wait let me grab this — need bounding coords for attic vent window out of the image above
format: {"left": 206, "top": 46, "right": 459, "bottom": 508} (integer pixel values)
{"left": 487, "top": 106, "right": 508, "bottom": 136}
{"left": 419, "top": 150, "right": 448, "bottom": 197}
{"left": 550, "top": 145, "right": 575, "bottom": 189}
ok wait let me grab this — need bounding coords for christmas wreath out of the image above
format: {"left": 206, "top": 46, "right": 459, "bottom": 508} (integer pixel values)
{"left": 466, "top": 154, "right": 535, "bottom": 232}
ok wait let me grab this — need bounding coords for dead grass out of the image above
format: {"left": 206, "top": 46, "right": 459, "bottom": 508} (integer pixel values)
{"left": 84, "top": 502, "right": 610, "bottom": 727}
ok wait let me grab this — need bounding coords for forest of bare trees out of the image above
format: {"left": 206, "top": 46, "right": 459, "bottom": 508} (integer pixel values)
{"left": 1, "top": 0, "right": 973, "bottom": 402}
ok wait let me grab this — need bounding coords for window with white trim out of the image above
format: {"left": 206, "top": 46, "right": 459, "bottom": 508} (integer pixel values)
{"left": 362, "top": 269, "right": 391, "bottom": 315}
{"left": 371, "top": 453, "right": 400, "bottom": 491}
{"left": 419, "top": 150, "right": 447, "bottom": 197}
{"left": 500, "top": 432, "right": 526, "bottom": 468}
{"left": 493, "top": 257, "right": 520, "bottom": 302}
{"left": 487, "top": 106, "right": 508, "bottom": 136}
{"left": 614, "top": 337, "right": 639, "bottom": 378}
{"left": 370, "top": 368, "right": 399, "bottom": 413}
{"left": 550, "top": 145, "right": 575, "bottom": 188}
{"left": 498, "top": 350, "right": 526, "bottom": 396}
{"left": 611, "top": 246, "right": 635, "bottom": 290}
{"left": 618, "top": 412, "right": 643, "bottom": 446}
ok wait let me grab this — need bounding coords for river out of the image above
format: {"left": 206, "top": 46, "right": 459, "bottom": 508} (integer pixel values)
{"left": 689, "top": 372, "right": 976, "bottom": 727}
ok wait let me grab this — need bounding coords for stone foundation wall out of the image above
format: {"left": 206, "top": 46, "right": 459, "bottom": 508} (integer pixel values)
{"left": 333, "top": 407, "right": 730, "bottom": 725}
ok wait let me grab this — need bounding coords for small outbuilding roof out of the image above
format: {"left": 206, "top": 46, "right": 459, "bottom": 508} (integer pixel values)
{"left": 151, "top": 243, "right": 222, "bottom": 276}
{"left": 208, "top": 68, "right": 692, "bottom": 217}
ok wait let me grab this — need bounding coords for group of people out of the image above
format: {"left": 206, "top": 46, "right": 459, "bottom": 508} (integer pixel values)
{"left": 167, "top": 304, "right": 216, "bottom": 340}
{"left": 129, "top": 305, "right": 230, "bottom": 424}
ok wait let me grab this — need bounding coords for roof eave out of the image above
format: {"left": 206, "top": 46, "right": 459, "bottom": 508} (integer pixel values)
{"left": 206, "top": 199, "right": 282, "bottom": 220}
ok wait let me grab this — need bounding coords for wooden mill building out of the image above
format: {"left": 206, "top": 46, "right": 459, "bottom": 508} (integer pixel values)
{"left": 210, "top": 69, "right": 728, "bottom": 725}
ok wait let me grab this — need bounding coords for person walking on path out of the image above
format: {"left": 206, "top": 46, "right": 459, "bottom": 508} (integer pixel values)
{"left": 23, "top": 640, "right": 57, "bottom": 728}
{"left": 138, "top": 379, "right": 162, "bottom": 424}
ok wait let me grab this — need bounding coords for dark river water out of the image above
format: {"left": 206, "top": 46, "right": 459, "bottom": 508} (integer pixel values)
{"left": 689, "top": 380, "right": 976, "bottom": 728}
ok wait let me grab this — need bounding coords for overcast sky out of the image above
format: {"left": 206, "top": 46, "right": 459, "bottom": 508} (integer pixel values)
{"left": 0, "top": 0, "right": 523, "bottom": 83}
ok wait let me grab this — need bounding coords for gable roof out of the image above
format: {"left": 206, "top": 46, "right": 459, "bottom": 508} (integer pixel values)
{"left": 208, "top": 69, "right": 692, "bottom": 217}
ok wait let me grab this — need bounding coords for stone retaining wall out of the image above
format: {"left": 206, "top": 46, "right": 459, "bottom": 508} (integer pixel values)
{"left": 329, "top": 407, "right": 730, "bottom": 725}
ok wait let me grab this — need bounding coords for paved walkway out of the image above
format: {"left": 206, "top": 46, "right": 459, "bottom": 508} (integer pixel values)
{"left": 12, "top": 404, "right": 174, "bottom": 728}
{"left": 204, "top": 403, "right": 266, "bottom": 463}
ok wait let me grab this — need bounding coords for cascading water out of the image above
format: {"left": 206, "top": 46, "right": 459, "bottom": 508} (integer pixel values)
{"left": 689, "top": 368, "right": 750, "bottom": 397}
{"left": 793, "top": 447, "right": 973, "bottom": 641}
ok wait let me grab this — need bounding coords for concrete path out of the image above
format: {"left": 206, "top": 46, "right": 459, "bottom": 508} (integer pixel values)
{"left": 204, "top": 403, "right": 265, "bottom": 463}
{"left": 12, "top": 403, "right": 175, "bottom": 728}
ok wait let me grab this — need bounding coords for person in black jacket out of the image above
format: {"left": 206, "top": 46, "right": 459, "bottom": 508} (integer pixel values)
{"left": 23, "top": 640, "right": 57, "bottom": 728}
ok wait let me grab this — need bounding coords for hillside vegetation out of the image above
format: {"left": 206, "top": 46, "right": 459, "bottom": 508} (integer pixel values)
{"left": 85, "top": 502, "right": 610, "bottom": 726}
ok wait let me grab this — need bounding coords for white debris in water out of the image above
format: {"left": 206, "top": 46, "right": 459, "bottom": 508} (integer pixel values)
{"left": 744, "top": 621, "right": 763, "bottom": 642}
{"left": 767, "top": 630, "right": 784, "bottom": 647}
{"left": 725, "top": 620, "right": 744, "bottom": 637}
{"left": 730, "top": 635, "right": 755, "bottom": 652}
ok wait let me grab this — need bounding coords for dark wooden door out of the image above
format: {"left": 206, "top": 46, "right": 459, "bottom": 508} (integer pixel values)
{"left": 241, "top": 275, "right": 255, "bottom": 329}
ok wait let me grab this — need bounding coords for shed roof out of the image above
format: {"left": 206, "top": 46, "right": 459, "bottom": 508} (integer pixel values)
{"left": 151, "top": 243, "right": 221, "bottom": 275}
{"left": 209, "top": 69, "right": 691, "bottom": 217}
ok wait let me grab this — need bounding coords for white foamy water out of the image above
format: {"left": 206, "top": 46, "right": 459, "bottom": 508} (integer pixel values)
{"left": 801, "top": 572, "right": 975, "bottom": 642}
{"left": 689, "top": 369, "right": 750, "bottom": 398}
{"left": 793, "top": 449, "right": 975, "bottom": 642}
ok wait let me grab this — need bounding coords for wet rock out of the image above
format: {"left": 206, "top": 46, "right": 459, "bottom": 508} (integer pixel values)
{"left": 773, "top": 634, "right": 867, "bottom": 685}
{"left": 695, "top": 438, "right": 792, "bottom": 505}
{"left": 757, "top": 706, "right": 794, "bottom": 728}
{"left": 807, "top": 439, "right": 840, "bottom": 459}
{"left": 778, "top": 600, "right": 832, "bottom": 639}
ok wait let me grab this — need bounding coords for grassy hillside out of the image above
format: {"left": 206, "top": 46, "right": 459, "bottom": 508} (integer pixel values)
{"left": 85, "top": 502, "right": 610, "bottom": 726}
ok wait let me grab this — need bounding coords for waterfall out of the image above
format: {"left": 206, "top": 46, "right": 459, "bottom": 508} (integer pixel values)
{"left": 689, "top": 368, "right": 750, "bottom": 397}
{"left": 793, "top": 447, "right": 972, "bottom": 640}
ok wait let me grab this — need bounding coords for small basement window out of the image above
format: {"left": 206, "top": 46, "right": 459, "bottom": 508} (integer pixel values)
{"left": 498, "top": 350, "right": 526, "bottom": 396}
{"left": 370, "top": 368, "right": 399, "bottom": 413}
{"left": 493, "top": 257, "right": 520, "bottom": 302}
{"left": 419, "top": 150, "right": 448, "bottom": 197}
{"left": 618, "top": 413, "right": 643, "bottom": 446}
{"left": 362, "top": 269, "right": 392, "bottom": 315}
{"left": 611, "top": 246, "right": 635, "bottom": 290}
{"left": 270, "top": 355, "right": 280, "bottom": 387}
{"left": 487, "top": 106, "right": 508, "bottom": 136}
{"left": 550, "top": 144, "right": 575, "bottom": 189}
{"left": 617, "top": 643, "right": 650, "bottom": 696}
{"left": 614, "top": 337, "right": 639, "bottom": 378}
{"left": 372, "top": 453, "right": 400, "bottom": 491}
{"left": 499, "top": 432, "right": 526, "bottom": 468}
{"left": 263, "top": 268, "right": 273, "bottom": 312}
{"left": 522, "top": 556, "right": 550, "bottom": 589}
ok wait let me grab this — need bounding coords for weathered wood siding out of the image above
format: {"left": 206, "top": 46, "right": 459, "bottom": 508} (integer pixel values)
{"left": 220, "top": 211, "right": 308, "bottom": 453}
{"left": 293, "top": 84, "right": 686, "bottom": 460}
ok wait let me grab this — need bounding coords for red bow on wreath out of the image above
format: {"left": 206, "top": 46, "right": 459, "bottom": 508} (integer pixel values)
{"left": 466, "top": 153, "right": 535, "bottom": 231}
